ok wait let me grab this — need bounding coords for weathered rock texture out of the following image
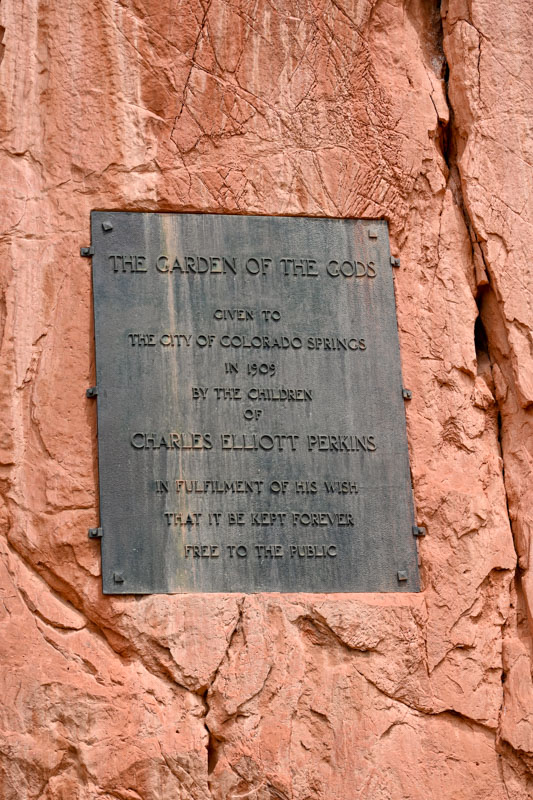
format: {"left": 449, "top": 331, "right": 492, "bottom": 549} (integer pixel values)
{"left": 1, "top": 0, "right": 533, "bottom": 797}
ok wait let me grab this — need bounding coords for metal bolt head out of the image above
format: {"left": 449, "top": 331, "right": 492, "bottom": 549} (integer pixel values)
{"left": 412, "top": 526, "right": 427, "bottom": 537}
{"left": 390, "top": 256, "right": 400, "bottom": 268}
{"left": 102, "top": 222, "right": 113, "bottom": 232}
{"left": 86, "top": 386, "right": 98, "bottom": 398}
{"left": 402, "top": 388, "right": 412, "bottom": 400}
{"left": 368, "top": 228, "right": 378, "bottom": 239}
{"left": 397, "top": 570, "right": 408, "bottom": 582}
{"left": 113, "top": 572, "right": 124, "bottom": 583}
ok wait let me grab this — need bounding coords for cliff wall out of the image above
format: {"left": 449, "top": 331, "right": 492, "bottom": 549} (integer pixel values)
{"left": 1, "top": 0, "right": 533, "bottom": 797}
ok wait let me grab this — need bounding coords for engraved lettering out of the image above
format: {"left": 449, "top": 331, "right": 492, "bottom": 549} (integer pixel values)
{"left": 245, "top": 257, "right": 271, "bottom": 275}
{"left": 306, "top": 337, "right": 365, "bottom": 351}
{"left": 324, "top": 481, "right": 359, "bottom": 494}
{"left": 214, "top": 308, "right": 254, "bottom": 320}
{"left": 289, "top": 545, "right": 338, "bottom": 557}
{"left": 109, "top": 254, "right": 147, "bottom": 273}
{"left": 219, "top": 335, "right": 303, "bottom": 349}
{"left": 260, "top": 310, "right": 281, "bottom": 320}
{"left": 91, "top": 213, "right": 418, "bottom": 593}
{"left": 243, "top": 408, "right": 263, "bottom": 420}
{"left": 255, "top": 544, "right": 284, "bottom": 558}
{"left": 214, "top": 387, "right": 242, "bottom": 400}
{"left": 156, "top": 255, "right": 237, "bottom": 274}
{"left": 227, "top": 545, "right": 248, "bottom": 557}
{"left": 251, "top": 512, "right": 287, "bottom": 525}
{"left": 291, "top": 512, "right": 354, "bottom": 526}
{"left": 307, "top": 434, "right": 376, "bottom": 452}
{"left": 247, "top": 387, "right": 312, "bottom": 401}
{"left": 228, "top": 512, "right": 245, "bottom": 525}
{"left": 128, "top": 333, "right": 157, "bottom": 346}
{"left": 164, "top": 512, "right": 202, "bottom": 525}
{"left": 176, "top": 480, "right": 264, "bottom": 494}
{"left": 131, "top": 432, "right": 213, "bottom": 450}
{"left": 269, "top": 480, "right": 289, "bottom": 493}
{"left": 158, "top": 333, "right": 192, "bottom": 346}
{"left": 280, "top": 257, "right": 319, "bottom": 276}
{"left": 295, "top": 481, "right": 318, "bottom": 494}
{"left": 326, "top": 259, "right": 376, "bottom": 278}
{"left": 221, "top": 433, "right": 299, "bottom": 452}
{"left": 184, "top": 544, "right": 220, "bottom": 557}
{"left": 196, "top": 334, "right": 216, "bottom": 347}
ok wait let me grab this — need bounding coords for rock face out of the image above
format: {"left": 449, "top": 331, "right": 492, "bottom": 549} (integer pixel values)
{"left": 1, "top": 0, "right": 533, "bottom": 797}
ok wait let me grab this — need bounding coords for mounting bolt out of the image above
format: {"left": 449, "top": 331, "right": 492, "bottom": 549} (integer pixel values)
{"left": 86, "top": 386, "right": 98, "bottom": 398}
{"left": 102, "top": 222, "right": 113, "bottom": 232}
{"left": 88, "top": 527, "right": 103, "bottom": 539}
{"left": 402, "top": 388, "right": 412, "bottom": 400}
{"left": 390, "top": 256, "right": 400, "bottom": 268}
{"left": 80, "top": 246, "right": 94, "bottom": 257}
{"left": 412, "top": 526, "right": 427, "bottom": 537}
{"left": 397, "top": 571, "right": 408, "bottom": 582}
{"left": 113, "top": 572, "right": 124, "bottom": 583}
{"left": 368, "top": 228, "right": 378, "bottom": 239}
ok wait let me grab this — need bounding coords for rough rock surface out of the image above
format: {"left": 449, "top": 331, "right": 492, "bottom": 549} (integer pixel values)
{"left": 1, "top": 0, "right": 533, "bottom": 797}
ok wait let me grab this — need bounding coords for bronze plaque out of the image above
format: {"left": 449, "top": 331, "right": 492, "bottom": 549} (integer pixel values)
{"left": 89, "top": 212, "right": 420, "bottom": 593}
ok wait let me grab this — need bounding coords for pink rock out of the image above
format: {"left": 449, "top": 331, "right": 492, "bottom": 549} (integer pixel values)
{"left": 1, "top": 0, "right": 532, "bottom": 796}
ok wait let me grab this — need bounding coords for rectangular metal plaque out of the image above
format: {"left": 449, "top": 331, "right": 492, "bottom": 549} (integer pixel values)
{"left": 89, "top": 212, "right": 420, "bottom": 593}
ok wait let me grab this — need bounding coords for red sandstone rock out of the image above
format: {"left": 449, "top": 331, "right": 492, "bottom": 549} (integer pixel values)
{"left": 1, "top": 0, "right": 533, "bottom": 797}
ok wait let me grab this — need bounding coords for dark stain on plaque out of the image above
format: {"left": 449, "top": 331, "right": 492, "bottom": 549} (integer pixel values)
{"left": 87, "top": 212, "right": 420, "bottom": 594}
